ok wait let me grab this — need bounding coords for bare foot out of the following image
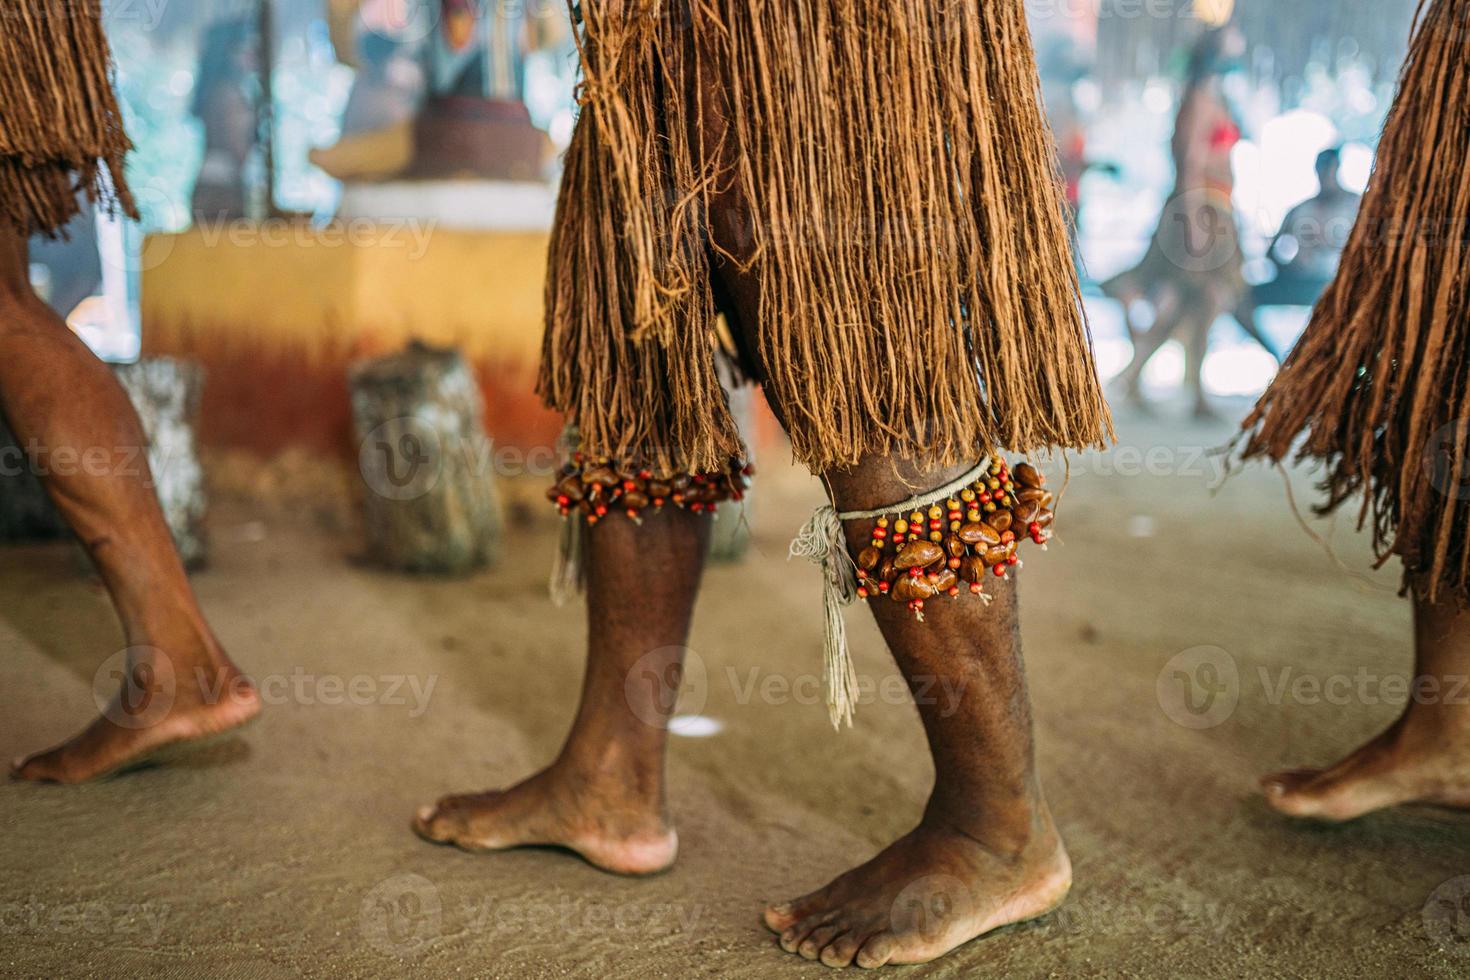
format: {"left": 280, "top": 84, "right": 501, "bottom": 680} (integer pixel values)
{"left": 12, "top": 653, "right": 261, "bottom": 784}
{"left": 1261, "top": 718, "right": 1470, "bottom": 822}
{"left": 413, "top": 763, "right": 678, "bottom": 876}
{"left": 762, "top": 816, "right": 1072, "bottom": 968}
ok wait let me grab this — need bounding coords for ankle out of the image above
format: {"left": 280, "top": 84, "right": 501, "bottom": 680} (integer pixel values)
{"left": 924, "top": 787, "right": 1054, "bottom": 860}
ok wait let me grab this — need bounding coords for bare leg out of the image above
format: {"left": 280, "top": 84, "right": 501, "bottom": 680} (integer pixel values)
{"left": 1261, "top": 593, "right": 1470, "bottom": 821}
{"left": 761, "top": 459, "right": 1071, "bottom": 967}
{"left": 0, "top": 225, "right": 259, "bottom": 783}
{"left": 1115, "top": 291, "right": 1185, "bottom": 407}
{"left": 1182, "top": 313, "right": 1216, "bottom": 420}
{"left": 413, "top": 506, "right": 708, "bottom": 875}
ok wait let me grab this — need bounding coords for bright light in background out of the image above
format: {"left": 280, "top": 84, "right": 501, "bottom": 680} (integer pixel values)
{"left": 669, "top": 715, "right": 723, "bottom": 738}
{"left": 1233, "top": 109, "right": 1338, "bottom": 240}
{"left": 1338, "top": 142, "right": 1374, "bottom": 194}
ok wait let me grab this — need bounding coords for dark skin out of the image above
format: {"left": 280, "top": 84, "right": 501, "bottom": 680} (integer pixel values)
{"left": 1260, "top": 593, "right": 1470, "bottom": 821}
{"left": 416, "top": 202, "right": 1070, "bottom": 966}
{"left": 1, "top": 223, "right": 260, "bottom": 783}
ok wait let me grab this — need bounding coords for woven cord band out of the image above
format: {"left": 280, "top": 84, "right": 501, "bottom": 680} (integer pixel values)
{"left": 789, "top": 459, "right": 995, "bottom": 729}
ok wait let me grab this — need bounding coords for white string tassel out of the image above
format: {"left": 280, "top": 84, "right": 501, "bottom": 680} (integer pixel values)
{"left": 789, "top": 504, "right": 860, "bottom": 729}
{"left": 549, "top": 515, "right": 584, "bottom": 607}
{"left": 789, "top": 459, "right": 998, "bottom": 730}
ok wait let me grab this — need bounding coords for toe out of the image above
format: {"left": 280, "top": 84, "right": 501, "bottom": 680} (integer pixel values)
{"left": 764, "top": 888, "right": 827, "bottom": 933}
{"left": 780, "top": 914, "right": 829, "bottom": 954}
{"left": 1260, "top": 768, "right": 1320, "bottom": 798}
{"left": 856, "top": 932, "right": 896, "bottom": 969}
{"left": 799, "top": 924, "right": 841, "bottom": 960}
{"left": 412, "top": 798, "right": 463, "bottom": 843}
{"left": 820, "top": 932, "right": 862, "bottom": 968}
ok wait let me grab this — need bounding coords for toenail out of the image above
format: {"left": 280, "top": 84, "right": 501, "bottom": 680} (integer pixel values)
{"left": 416, "top": 805, "right": 436, "bottom": 824}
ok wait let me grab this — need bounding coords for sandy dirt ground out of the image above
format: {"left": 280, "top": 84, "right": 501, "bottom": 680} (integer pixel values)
{"left": 3, "top": 400, "right": 1469, "bottom": 978}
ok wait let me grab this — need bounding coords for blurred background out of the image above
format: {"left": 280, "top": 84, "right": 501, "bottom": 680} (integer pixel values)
{"left": 30, "top": 0, "right": 1420, "bottom": 478}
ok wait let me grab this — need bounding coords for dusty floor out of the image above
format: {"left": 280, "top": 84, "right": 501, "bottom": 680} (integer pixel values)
{"left": 3, "top": 401, "right": 1469, "bottom": 978}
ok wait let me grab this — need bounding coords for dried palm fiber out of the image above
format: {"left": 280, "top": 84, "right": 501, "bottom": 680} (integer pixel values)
{"left": 1237, "top": 0, "right": 1470, "bottom": 603}
{"left": 539, "top": 0, "right": 1114, "bottom": 479}
{"left": 0, "top": 0, "right": 137, "bottom": 237}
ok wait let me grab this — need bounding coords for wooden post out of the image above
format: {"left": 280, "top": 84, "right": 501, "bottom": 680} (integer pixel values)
{"left": 349, "top": 342, "right": 501, "bottom": 574}
{"left": 114, "top": 358, "right": 209, "bottom": 569}
{"left": 0, "top": 357, "right": 208, "bottom": 568}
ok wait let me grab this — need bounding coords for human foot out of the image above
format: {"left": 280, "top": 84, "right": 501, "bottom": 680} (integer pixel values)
{"left": 1261, "top": 717, "right": 1470, "bottom": 821}
{"left": 12, "top": 653, "right": 261, "bottom": 784}
{"left": 762, "top": 817, "right": 1072, "bottom": 968}
{"left": 413, "top": 763, "right": 678, "bottom": 876}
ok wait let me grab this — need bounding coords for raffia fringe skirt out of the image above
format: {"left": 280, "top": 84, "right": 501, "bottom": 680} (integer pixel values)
{"left": 0, "top": 0, "right": 136, "bottom": 237}
{"left": 1238, "top": 0, "right": 1470, "bottom": 603}
{"left": 537, "top": 0, "right": 1113, "bottom": 478}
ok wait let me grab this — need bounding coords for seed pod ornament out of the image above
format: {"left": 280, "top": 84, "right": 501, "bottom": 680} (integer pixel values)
{"left": 851, "top": 455, "right": 1055, "bottom": 619}
{"left": 547, "top": 454, "right": 753, "bottom": 524}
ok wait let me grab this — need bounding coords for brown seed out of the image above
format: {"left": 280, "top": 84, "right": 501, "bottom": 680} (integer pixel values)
{"left": 895, "top": 540, "right": 944, "bottom": 569}
{"left": 583, "top": 466, "right": 619, "bottom": 487}
{"left": 858, "top": 546, "right": 881, "bottom": 571}
{"left": 959, "top": 555, "right": 987, "bottom": 583}
{"left": 1034, "top": 507, "right": 1055, "bottom": 528}
{"left": 1014, "top": 462, "right": 1044, "bottom": 488}
{"left": 932, "top": 569, "right": 958, "bottom": 593}
{"left": 556, "top": 476, "right": 586, "bottom": 502}
{"left": 986, "top": 509, "right": 1013, "bottom": 533}
{"left": 893, "top": 575, "right": 936, "bottom": 601}
{"left": 1013, "top": 500, "right": 1041, "bottom": 524}
{"left": 982, "top": 544, "right": 1011, "bottom": 566}
{"left": 622, "top": 491, "right": 649, "bottom": 509}
{"left": 958, "top": 522, "right": 1001, "bottom": 546}
{"left": 945, "top": 535, "right": 966, "bottom": 558}
{"left": 878, "top": 556, "right": 898, "bottom": 583}
{"left": 1015, "top": 487, "right": 1053, "bottom": 507}
{"left": 647, "top": 480, "right": 672, "bottom": 498}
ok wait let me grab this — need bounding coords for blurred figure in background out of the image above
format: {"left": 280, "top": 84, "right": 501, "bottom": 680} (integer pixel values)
{"left": 1253, "top": 148, "right": 1362, "bottom": 307}
{"left": 1104, "top": 24, "right": 1273, "bottom": 418}
{"left": 339, "top": 31, "right": 424, "bottom": 137}
{"left": 190, "top": 17, "right": 257, "bottom": 224}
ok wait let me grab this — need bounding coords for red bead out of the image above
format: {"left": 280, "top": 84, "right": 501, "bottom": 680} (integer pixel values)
{"left": 969, "top": 582, "right": 983, "bottom": 594}
{"left": 948, "top": 556, "right": 961, "bottom": 569}
{"left": 1006, "top": 555, "right": 1019, "bottom": 565}
{"left": 878, "top": 581, "right": 890, "bottom": 593}
{"left": 992, "top": 564, "right": 1006, "bottom": 577}
{"left": 857, "top": 586, "right": 870, "bottom": 599}
{"left": 947, "top": 586, "right": 960, "bottom": 597}
{"left": 1001, "top": 530, "right": 1015, "bottom": 543}
{"left": 653, "top": 497, "right": 665, "bottom": 507}
{"left": 1028, "top": 522, "right": 1041, "bottom": 535}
